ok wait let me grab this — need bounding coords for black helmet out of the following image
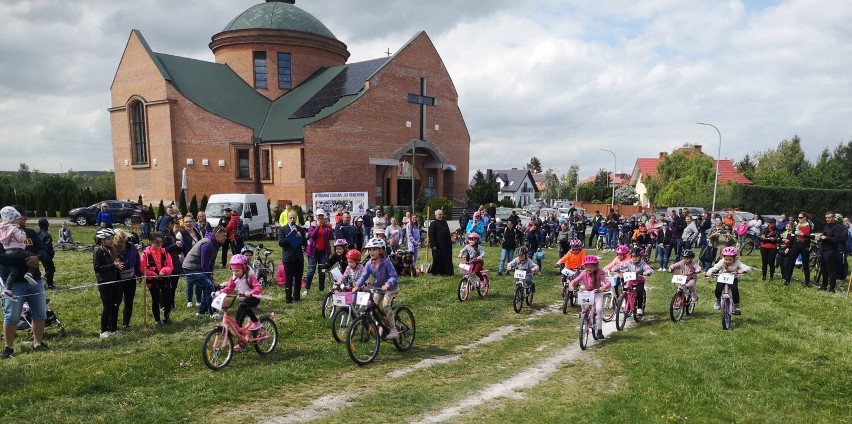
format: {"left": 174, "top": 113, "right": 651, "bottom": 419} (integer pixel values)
{"left": 683, "top": 250, "right": 695, "bottom": 259}
{"left": 518, "top": 247, "right": 529, "bottom": 256}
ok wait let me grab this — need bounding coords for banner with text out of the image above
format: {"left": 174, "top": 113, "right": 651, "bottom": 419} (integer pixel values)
{"left": 312, "top": 192, "right": 369, "bottom": 218}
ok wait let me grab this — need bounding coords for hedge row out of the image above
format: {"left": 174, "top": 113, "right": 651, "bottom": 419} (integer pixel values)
{"left": 730, "top": 185, "right": 852, "bottom": 228}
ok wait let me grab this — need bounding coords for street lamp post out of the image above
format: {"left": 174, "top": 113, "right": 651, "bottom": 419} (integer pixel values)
{"left": 570, "top": 161, "right": 579, "bottom": 204}
{"left": 600, "top": 149, "right": 616, "bottom": 211}
{"left": 697, "top": 122, "right": 722, "bottom": 212}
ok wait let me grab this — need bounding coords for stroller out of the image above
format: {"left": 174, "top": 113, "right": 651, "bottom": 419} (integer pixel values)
{"left": 17, "top": 297, "right": 68, "bottom": 339}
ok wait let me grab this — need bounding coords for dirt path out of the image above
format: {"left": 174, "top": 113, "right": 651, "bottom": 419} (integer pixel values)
{"left": 412, "top": 318, "right": 624, "bottom": 424}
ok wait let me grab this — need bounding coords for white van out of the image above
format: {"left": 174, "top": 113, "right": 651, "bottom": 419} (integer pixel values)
{"left": 204, "top": 194, "right": 271, "bottom": 237}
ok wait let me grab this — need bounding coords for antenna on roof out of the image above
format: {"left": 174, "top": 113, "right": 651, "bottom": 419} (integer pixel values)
{"left": 385, "top": 48, "right": 392, "bottom": 57}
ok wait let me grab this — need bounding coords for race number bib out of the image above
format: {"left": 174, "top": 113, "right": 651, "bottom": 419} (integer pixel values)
{"left": 211, "top": 292, "right": 228, "bottom": 311}
{"left": 356, "top": 292, "right": 372, "bottom": 306}
{"left": 671, "top": 275, "right": 687, "bottom": 285}
{"left": 329, "top": 268, "right": 343, "bottom": 283}
{"left": 514, "top": 269, "right": 527, "bottom": 280}
{"left": 717, "top": 273, "right": 736, "bottom": 285}
{"left": 622, "top": 272, "right": 637, "bottom": 282}
{"left": 578, "top": 291, "right": 595, "bottom": 305}
{"left": 458, "top": 263, "right": 471, "bottom": 272}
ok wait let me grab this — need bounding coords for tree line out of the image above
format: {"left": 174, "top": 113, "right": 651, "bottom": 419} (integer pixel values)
{"left": 0, "top": 163, "right": 116, "bottom": 217}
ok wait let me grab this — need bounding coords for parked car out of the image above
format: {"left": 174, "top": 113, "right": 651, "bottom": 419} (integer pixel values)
{"left": 494, "top": 207, "right": 513, "bottom": 222}
{"left": 666, "top": 206, "right": 706, "bottom": 220}
{"left": 69, "top": 200, "right": 142, "bottom": 227}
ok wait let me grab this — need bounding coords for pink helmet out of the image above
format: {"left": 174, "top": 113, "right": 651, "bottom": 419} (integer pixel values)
{"left": 569, "top": 239, "right": 583, "bottom": 249}
{"left": 334, "top": 238, "right": 348, "bottom": 248}
{"left": 467, "top": 232, "right": 480, "bottom": 240}
{"left": 615, "top": 245, "right": 630, "bottom": 255}
{"left": 582, "top": 256, "right": 599, "bottom": 266}
{"left": 473, "top": 211, "right": 481, "bottom": 219}
{"left": 722, "top": 246, "right": 738, "bottom": 257}
{"left": 229, "top": 254, "right": 248, "bottom": 269}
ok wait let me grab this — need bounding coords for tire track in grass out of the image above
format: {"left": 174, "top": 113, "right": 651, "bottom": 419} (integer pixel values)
{"left": 412, "top": 318, "right": 628, "bottom": 424}
{"left": 261, "top": 394, "right": 355, "bottom": 424}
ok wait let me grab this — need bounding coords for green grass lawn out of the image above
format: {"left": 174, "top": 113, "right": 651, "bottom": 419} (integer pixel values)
{"left": 1, "top": 227, "right": 850, "bottom": 423}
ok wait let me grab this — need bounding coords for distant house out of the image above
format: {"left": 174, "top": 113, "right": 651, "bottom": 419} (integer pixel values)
{"left": 472, "top": 168, "right": 539, "bottom": 206}
{"left": 580, "top": 172, "right": 631, "bottom": 186}
{"left": 629, "top": 145, "right": 753, "bottom": 208}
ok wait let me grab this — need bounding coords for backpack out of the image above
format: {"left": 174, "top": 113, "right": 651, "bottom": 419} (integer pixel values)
{"left": 735, "top": 222, "right": 748, "bottom": 236}
{"left": 236, "top": 219, "right": 249, "bottom": 240}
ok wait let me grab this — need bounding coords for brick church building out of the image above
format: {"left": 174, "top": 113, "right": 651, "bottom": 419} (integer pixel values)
{"left": 110, "top": 0, "right": 470, "bottom": 208}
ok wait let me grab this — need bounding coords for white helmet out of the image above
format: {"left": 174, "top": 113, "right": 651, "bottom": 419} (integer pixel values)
{"left": 365, "top": 238, "right": 386, "bottom": 249}
{"left": 95, "top": 228, "right": 116, "bottom": 240}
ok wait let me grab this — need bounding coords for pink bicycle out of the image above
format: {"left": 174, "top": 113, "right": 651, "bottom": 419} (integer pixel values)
{"left": 201, "top": 294, "right": 278, "bottom": 370}
{"left": 457, "top": 258, "right": 490, "bottom": 302}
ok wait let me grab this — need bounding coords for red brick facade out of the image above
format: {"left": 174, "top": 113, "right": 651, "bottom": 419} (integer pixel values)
{"left": 110, "top": 7, "right": 469, "bottom": 210}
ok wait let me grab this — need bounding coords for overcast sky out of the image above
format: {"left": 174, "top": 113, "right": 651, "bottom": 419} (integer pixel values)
{"left": 1, "top": 0, "right": 850, "bottom": 180}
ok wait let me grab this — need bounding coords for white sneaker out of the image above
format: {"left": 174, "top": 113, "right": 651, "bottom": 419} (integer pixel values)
{"left": 713, "top": 301, "right": 721, "bottom": 310}
{"left": 385, "top": 328, "right": 400, "bottom": 340}
{"left": 658, "top": 267, "right": 665, "bottom": 272}
{"left": 636, "top": 308, "right": 644, "bottom": 315}
{"left": 186, "top": 302, "right": 193, "bottom": 308}
{"left": 212, "top": 313, "right": 222, "bottom": 320}
{"left": 301, "top": 289, "right": 308, "bottom": 297}
{"left": 100, "top": 331, "right": 111, "bottom": 339}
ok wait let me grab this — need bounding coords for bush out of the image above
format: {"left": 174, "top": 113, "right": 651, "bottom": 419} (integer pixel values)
{"left": 189, "top": 195, "right": 198, "bottom": 217}
{"left": 424, "top": 196, "right": 453, "bottom": 216}
{"left": 730, "top": 184, "right": 852, "bottom": 228}
{"left": 157, "top": 200, "right": 166, "bottom": 218}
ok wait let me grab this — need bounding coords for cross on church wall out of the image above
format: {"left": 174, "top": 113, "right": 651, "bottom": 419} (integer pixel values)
{"left": 407, "top": 78, "right": 436, "bottom": 142}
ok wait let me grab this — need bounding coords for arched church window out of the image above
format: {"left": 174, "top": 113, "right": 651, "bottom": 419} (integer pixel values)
{"left": 129, "top": 101, "right": 148, "bottom": 164}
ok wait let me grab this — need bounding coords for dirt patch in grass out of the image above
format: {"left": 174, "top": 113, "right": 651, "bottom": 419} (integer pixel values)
{"left": 261, "top": 393, "right": 355, "bottom": 424}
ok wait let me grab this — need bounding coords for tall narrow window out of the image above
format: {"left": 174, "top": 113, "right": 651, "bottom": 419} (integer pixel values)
{"left": 278, "top": 52, "right": 292, "bottom": 89}
{"left": 261, "top": 149, "right": 271, "bottom": 181}
{"left": 129, "top": 102, "right": 148, "bottom": 164}
{"left": 253, "top": 51, "right": 267, "bottom": 89}
{"left": 237, "top": 149, "right": 250, "bottom": 179}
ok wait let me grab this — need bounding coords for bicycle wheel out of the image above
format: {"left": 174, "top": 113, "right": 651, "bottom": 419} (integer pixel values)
{"left": 525, "top": 287, "right": 534, "bottom": 306}
{"left": 721, "top": 296, "right": 732, "bottom": 330}
{"left": 201, "top": 326, "right": 233, "bottom": 371}
{"left": 321, "top": 292, "right": 335, "bottom": 319}
{"left": 331, "top": 307, "right": 351, "bottom": 343}
{"left": 562, "top": 287, "right": 570, "bottom": 315}
{"left": 253, "top": 316, "right": 278, "bottom": 355}
{"left": 743, "top": 240, "right": 755, "bottom": 256}
{"left": 579, "top": 314, "right": 589, "bottom": 350}
{"left": 670, "top": 292, "right": 685, "bottom": 323}
{"left": 601, "top": 291, "right": 615, "bottom": 322}
{"left": 597, "top": 237, "right": 605, "bottom": 251}
{"left": 513, "top": 286, "right": 524, "bottom": 313}
{"left": 346, "top": 316, "right": 380, "bottom": 366}
{"left": 392, "top": 306, "right": 416, "bottom": 352}
{"left": 686, "top": 293, "right": 696, "bottom": 316}
{"left": 615, "top": 294, "right": 628, "bottom": 331}
{"left": 569, "top": 289, "right": 576, "bottom": 307}
{"left": 477, "top": 274, "right": 490, "bottom": 297}
{"left": 457, "top": 277, "right": 469, "bottom": 302}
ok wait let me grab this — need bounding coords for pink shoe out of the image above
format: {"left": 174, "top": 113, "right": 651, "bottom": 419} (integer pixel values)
{"left": 249, "top": 321, "right": 262, "bottom": 331}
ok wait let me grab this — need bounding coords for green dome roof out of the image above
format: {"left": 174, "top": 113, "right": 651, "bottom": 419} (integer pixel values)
{"left": 222, "top": 1, "right": 337, "bottom": 40}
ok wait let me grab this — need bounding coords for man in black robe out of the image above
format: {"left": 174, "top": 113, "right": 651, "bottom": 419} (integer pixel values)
{"left": 429, "top": 209, "right": 454, "bottom": 276}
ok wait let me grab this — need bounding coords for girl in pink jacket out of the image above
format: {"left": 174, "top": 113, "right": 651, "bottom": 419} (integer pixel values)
{"left": 221, "top": 255, "right": 263, "bottom": 332}
{"left": 568, "top": 256, "right": 611, "bottom": 340}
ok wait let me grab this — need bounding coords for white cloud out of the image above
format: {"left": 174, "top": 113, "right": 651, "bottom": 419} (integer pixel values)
{"left": 0, "top": 0, "right": 849, "bottom": 181}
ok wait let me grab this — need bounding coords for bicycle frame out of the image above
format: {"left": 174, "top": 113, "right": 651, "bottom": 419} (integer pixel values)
{"left": 578, "top": 290, "right": 599, "bottom": 350}
{"left": 218, "top": 306, "right": 271, "bottom": 346}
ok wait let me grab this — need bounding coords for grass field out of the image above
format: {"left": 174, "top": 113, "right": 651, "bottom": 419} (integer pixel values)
{"left": 1, "top": 224, "right": 851, "bottom": 423}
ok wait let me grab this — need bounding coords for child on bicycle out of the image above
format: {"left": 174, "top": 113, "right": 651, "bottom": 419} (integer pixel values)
{"left": 220, "top": 255, "right": 263, "bottom": 333}
{"left": 632, "top": 226, "right": 652, "bottom": 260}
{"left": 668, "top": 249, "right": 701, "bottom": 303}
{"left": 603, "top": 245, "right": 632, "bottom": 297}
{"left": 506, "top": 247, "right": 540, "bottom": 293}
{"left": 459, "top": 232, "right": 486, "bottom": 284}
{"left": 556, "top": 239, "right": 586, "bottom": 279}
{"left": 568, "top": 256, "right": 611, "bottom": 340}
{"left": 324, "top": 239, "right": 350, "bottom": 278}
{"left": 611, "top": 246, "right": 654, "bottom": 315}
{"left": 340, "top": 249, "right": 365, "bottom": 290}
{"left": 354, "top": 238, "right": 400, "bottom": 340}
{"left": 705, "top": 246, "right": 751, "bottom": 315}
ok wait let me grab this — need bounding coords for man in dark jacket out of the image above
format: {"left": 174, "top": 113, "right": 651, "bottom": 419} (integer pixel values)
{"left": 334, "top": 212, "right": 356, "bottom": 247}
{"left": 36, "top": 218, "right": 56, "bottom": 289}
{"left": 278, "top": 211, "right": 307, "bottom": 303}
{"left": 588, "top": 211, "right": 604, "bottom": 247}
{"left": 498, "top": 220, "right": 524, "bottom": 276}
{"left": 362, "top": 209, "right": 374, "bottom": 239}
{"left": 818, "top": 212, "right": 846, "bottom": 292}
